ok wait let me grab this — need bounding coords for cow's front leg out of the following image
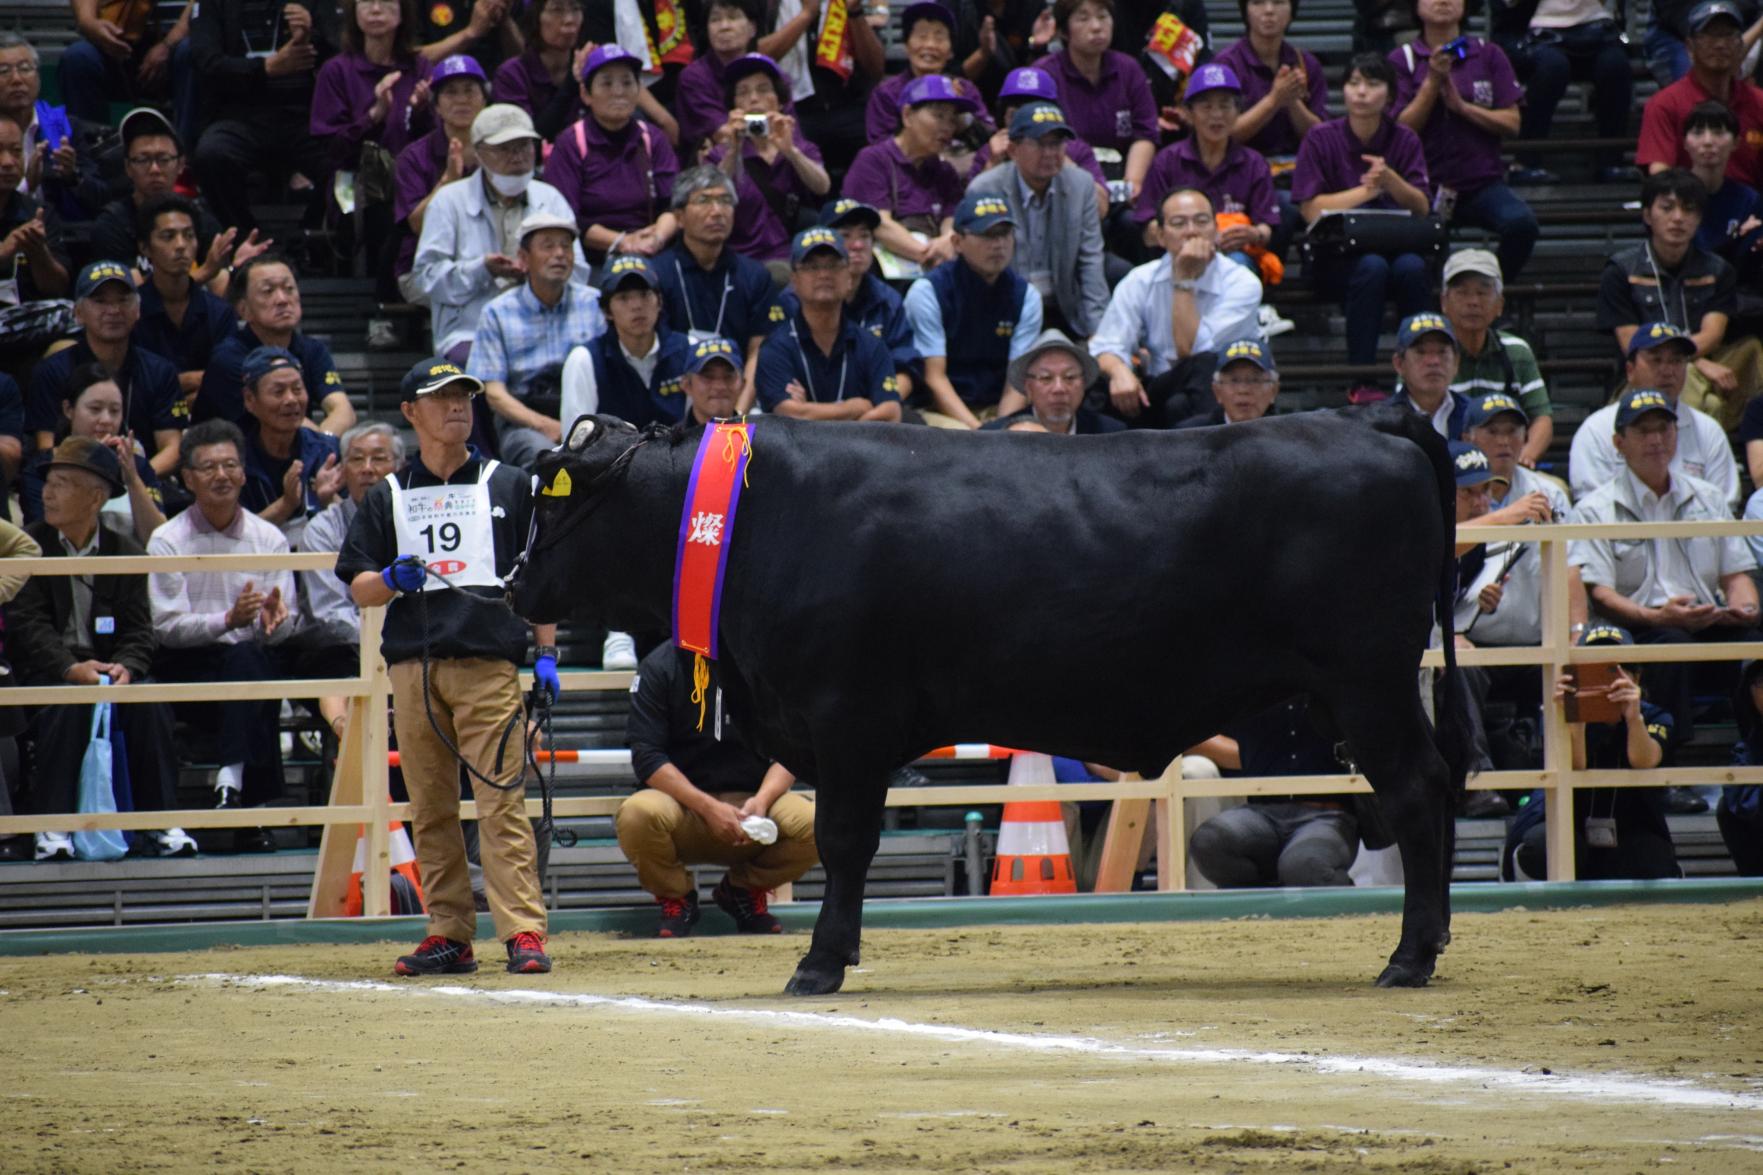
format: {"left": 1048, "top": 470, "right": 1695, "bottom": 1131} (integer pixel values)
{"left": 786, "top": 776, "right": 886, "bottom": 996}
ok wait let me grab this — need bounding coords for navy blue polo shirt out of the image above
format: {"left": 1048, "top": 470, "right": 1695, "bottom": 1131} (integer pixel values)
{"left": 655, "top": 242, "right": 777, "bottom": 347}
{"left": 588, "top": 325, "right": 693, "bottom": 427}
{"left": 195, "top": 324, "right": 347, "bottom": 425}
{"left": 25, "top": 339, "right": 185, "bottom": 441}
{"left": 239, "top": 417, "right": 342, "bottom": 521}
{"left": 755, "top": 310, "right": 899, "bottom": 412}
{"left": 776, "top": 271, "right": 919, "bottom": 377}
{"left": 0, "top": 373, "right": 22, "bottom": 447}
{"left": 132, "top": 279, "right": 238, "bottom": 377}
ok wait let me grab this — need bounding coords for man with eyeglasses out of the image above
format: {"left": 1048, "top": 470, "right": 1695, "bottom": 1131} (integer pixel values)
{"left": 148, "top": 418, "right": 300, "bottom": 850}
{"left": 413, "top": 104, "right": 584, "bottom": 365}
{"left": 26, "top": 261, "right": 184, "bottom": 476}
{"left": 0, "top": 33, "right": 79, "bottom": 203}
{"left": 189, "top": 0, "right": 338, "bottom": 234}
{"left": 983, "top": 329, "right": 1122, "bottom": 434}
{"left": 1176, "top": 338, "right": 1279, "bottom": 429}
{"left": 654, "top": 167, "right": 775, "bottom": 411}
{"left": 89, "top": 108, "right": 240, "bottom": 288}
{"left": 1089, "top": 187, "right": 1262, "bottom": 429}
{"left": 755, "top": 229, "right": 900, "bottom": 422}
{"left": 1639, "top": 2, "right": 1763, "bottom": 190}
{"left": 1569, "top": 387, "right": 1761, "bottom": 745}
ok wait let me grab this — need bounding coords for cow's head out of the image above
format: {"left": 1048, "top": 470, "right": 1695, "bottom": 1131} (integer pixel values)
{"left": 509, "top": 414, "right": 673, "bottom": 624}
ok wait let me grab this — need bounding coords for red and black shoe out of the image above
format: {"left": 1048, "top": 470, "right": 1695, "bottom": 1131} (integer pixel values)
{"left": 713, "top": 874, "right": 782, "bottom": 934}
{"left": 505, "top": 931, "right": 552, "bottom": 974}
{"left": 657, "top": 890, "right": 700, "bottom": 938}
{"left": 394, "top": 935, "right": 476, "bottom": 976}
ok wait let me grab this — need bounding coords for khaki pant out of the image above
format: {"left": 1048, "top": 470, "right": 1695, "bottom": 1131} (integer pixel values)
{"left": 389, "top": 658, "right": 546, "bottom": 944}
{"left": 1677, "top": 337, "right": 1763, "bottom": 432}
{"left": 920, "top": 404, "right": 1000, "bottom": 430}
{"left": 615, "top": 789, "right": 818, "bottom": 899}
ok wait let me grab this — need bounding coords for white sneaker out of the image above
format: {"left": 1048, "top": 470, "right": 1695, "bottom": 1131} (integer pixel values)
{"left": 602, "top": 630, "right": 638, "bottom": 671}
{"left": 1257, "top": 303, "right": 1295, "bottom": 338}
{"left": 34, "top": 831, "right": 74, "bottom": 861}
{"left": 155, "top": 828, "right": 199, "bottom": 857}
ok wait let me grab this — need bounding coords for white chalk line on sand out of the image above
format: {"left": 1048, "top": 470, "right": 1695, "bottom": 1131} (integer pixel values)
{"left": 183, "top": 973, "right": 1763, "bottom": 1113}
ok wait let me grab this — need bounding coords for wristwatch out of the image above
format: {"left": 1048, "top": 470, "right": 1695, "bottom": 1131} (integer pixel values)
{"left": 534, "top": 644, "right": 558, "bottom": 661}
{"left": 1171, "top": 278, "right": 1198, "bottom": 293}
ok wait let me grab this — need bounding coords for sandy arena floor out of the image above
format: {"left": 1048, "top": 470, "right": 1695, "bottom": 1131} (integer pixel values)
{"left": 3, "top": 899, "right": 1761, "bottom": 1173}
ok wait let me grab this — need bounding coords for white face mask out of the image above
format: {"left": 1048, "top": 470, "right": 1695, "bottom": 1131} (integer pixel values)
{"left": 488, "top": 169, "right": 533, "bottom": 197}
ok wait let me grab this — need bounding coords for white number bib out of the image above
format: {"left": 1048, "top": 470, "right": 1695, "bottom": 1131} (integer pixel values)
{"left": 388, "top": 461, "right": 501, "bottom": 590}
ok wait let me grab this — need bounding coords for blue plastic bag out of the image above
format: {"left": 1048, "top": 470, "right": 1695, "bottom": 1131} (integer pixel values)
{"left": 73, "top": 685, "right": 129, "bottom": 862}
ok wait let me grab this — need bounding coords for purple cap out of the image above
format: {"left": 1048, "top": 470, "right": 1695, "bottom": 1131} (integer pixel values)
{"left": 999, "top": 67, "right": 1056, "bottom": 102}
{"left": 724, "top": 52, "right": 790, "bottom": 99}
{"left": 901, "top": 73, "right": 979, "bottom": 113}
{"left": 430, "top": 54, "right": 488, "bottom": 89}
{"left": 581, "top": 43, "right": 643, "bottom": 84}
{"left": 1184, "top": 63, "right": 1242, "bottom": 104}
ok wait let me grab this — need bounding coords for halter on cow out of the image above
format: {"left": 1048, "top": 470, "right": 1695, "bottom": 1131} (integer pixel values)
{"left": 510, "top": 407, "right": 1474, "bottom": 993}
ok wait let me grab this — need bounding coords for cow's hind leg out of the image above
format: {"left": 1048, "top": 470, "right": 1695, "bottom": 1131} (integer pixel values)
{"left": 785, "top": 772, "right": 886, "bottom": 996}
{"left": 1332, "top": 684, "right": 1453, "bottom": 988}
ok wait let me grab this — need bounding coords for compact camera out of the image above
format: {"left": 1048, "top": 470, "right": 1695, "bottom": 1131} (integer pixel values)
{"left": 744, "top": 114, "right": 771, "bottom": 137}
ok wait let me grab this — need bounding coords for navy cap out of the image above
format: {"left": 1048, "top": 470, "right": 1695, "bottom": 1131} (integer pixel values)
{"left": 1396, "top": 312, "right": 1457, "bottom": 351}
{"left": 1625, "top": 321, "right": 1698, "bottom": 359}
{"left": 1464, "top": 391, "right": 1528, "bottom": 429}
{"left": 603, "top": 253, "right": 661, "bottom": 293}
{"left": 401, "top": 356, "right": 485, "bottom": 401}
{"left": 581, "top": 43, "right": 642, "bottom": 83}
{"left": 1688, "top": 0, "right": 1746, "bottom": 31}
{"left": 723, "top": 52, "right": 789, "bottom": 98}
{"left": 902, "top": 2, "right": 956, "bottom": 36}
{"left": 685, "top": 335, "right": 741, "bottom": 375}
{"left": 1217, "top": 338, "right": 1276, "bottom": 375}
{"left": 1009, "top": 101, "right": 1074, "bottom": 141}
{"left": 820, "top": 198, "right": 881, "bottom": 231}
{"left": 1449, "top": 441, "right": 1501, "bottom": 487}
{"left": 955, "top": 191, "right": 1016, "bottom": 234}
{"left": 1579, "top": 622, "right": 1635, "bottom": 647}
{"left": 1184, "top": 62, "right": 1242, "bottom": 104}
{"left": 1614, "top": 387, "right": 1678, "bottom": 430}
{"left": 75, "top": 260, "right": 135, "bottom": 301}
{"left": 790, "top": 226, "right": 848, "bottom": 266}
{"left": 241, "top": 346, "right": 301, "bottom": 389}
{"left": 45, "top": 435, "right": 125, "bottom": 497}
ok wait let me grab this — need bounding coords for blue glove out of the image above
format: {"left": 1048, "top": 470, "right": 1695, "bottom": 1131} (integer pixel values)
{"left": 381, "top": 557, "right": 426, "bottom": 594}
{"left": 534, "top": 654, "right": 561, "bottom": 704}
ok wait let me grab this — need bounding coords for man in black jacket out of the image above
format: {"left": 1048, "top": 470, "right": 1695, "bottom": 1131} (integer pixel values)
{"left": 189, "top": 0, "right": 337, "bottom": 233}
{"left": 616, "top": 642, "right": 817, "bottom": 938}
{"left": 4, "top": 437, "right": 184, "bottom": 860}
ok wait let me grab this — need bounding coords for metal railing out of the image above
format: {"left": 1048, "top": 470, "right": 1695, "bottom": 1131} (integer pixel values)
{"left": 1, "top": 518, "right": 1760, "bottom": 911}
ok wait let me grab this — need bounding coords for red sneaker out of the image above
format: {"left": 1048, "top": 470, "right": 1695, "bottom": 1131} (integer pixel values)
{"left": 657, "top": 891, "right": 700, "bottom": 938}
{"left": 713, "top": 874, "right": 782, "bottom": 934}
{"left": 505, "top": 931, "right": 552, "bottom": 974}
{"left": 394, "top": 935, "right": 476, "bottom": 976}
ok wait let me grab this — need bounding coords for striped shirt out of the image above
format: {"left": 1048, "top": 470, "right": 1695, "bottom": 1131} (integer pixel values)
{"left": 147, "top": 505, "right": 298, "bottom": 648}
{"left": 1448, "top": 332, "right": 1551, "bottom": 422}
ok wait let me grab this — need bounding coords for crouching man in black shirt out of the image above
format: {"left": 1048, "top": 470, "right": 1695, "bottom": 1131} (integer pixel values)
{"left": 336, "top": 357, "right": 559, "bottom": 977}
{"left": 617, "top": 643, "right": 817, "bottom": 938}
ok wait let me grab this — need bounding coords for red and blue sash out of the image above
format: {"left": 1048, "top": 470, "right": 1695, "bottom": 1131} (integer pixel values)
{"left": 672, "top": 421, "right": 752, "bottom": 662}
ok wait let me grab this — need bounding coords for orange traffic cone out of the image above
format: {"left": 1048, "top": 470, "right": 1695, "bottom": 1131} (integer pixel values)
{"left": 345, "top": 811, "right": 426, "bottom": 916}
{"left": 989, "top": 752, "right": 1077, "bottom": 895}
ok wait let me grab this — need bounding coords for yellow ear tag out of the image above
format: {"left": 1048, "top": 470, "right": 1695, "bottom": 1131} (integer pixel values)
{"left": 541, "top": 469, "right": 573, "bottom": 497}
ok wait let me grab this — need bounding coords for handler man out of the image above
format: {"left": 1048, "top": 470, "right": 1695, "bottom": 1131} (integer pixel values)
{"left": 338, "top": 357, "right": 561, "bottom": 977}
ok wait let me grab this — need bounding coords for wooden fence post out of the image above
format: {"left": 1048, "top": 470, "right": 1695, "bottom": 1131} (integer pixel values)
{"left": 1539, "top": 536, "right": 1577, "bottom": 881}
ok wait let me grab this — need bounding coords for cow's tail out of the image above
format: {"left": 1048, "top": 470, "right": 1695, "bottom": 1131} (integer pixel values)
{"left": 1365, "top": 406, "right": 1475, "bottom": 796}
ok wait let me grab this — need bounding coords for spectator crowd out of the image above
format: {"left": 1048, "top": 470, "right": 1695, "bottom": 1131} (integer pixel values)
{"left": 0, "top": 0, "right": 1759, "bottom": 888}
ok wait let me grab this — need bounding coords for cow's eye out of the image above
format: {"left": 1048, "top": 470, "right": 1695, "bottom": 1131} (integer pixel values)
{"left": 567, "top": 418, "right": 596, "bottom": 451}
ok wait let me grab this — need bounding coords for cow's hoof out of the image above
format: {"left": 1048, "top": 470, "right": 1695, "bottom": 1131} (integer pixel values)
{"left": 1374, "top": 961, "right": 1433, "bottom": 988}
{"left": 784, "top": 966, "right": 845, "bottom": 996}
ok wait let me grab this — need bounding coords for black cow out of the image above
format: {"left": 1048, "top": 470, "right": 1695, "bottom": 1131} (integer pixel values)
{"left": 510, "top": 407, "right": 1474, "bottom": 994}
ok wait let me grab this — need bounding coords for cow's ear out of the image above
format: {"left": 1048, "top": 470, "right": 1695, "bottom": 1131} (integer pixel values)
{"left": 566, "top": 416, "right": 597, "bottom": 452}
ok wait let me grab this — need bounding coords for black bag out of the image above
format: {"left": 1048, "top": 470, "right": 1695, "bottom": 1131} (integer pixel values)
{"left": 1301, "top": 210, "right": 1448, "bottom": 267}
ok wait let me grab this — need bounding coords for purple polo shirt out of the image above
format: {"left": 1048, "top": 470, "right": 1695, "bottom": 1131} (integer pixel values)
{"left": 310, "top": 51, "right": 432, "bottom": 169}
{"left": 492, "top": 49, "right": 560, "bottom": 121}
{"left": 393, "top": 127, "right": 468, "bottom": 276}
{"left": 1133, "top": 138, "right": 1279, "bottom": 226}
{"left": 709, "top": 134, "right": 826, "bottom": 262}
{"left": 675, "top": 52, "right": 735, "bottom": 151}
{"left": 842, "top": 138, "right": 967, "bottom": 225}
{"left": 968, "top": 134, "right": 1108, "bottom": 186}
{"left": 1291, "top": 116, "right": 1429, "bottom": 209}
{"left": 1213, "top": 36, "right": 1330, "bottom": 158}
{"left": 1389, "top": 37, "right": 1522, "bottom": 195}
{"left": 543, "top": 115, "right": 681, "bottom": 233}
{"left": 867, "top": 71, "right": 995, "bottom": 144}
{"left": 1041, "top": 49, "right": 1158, "bottom": 154}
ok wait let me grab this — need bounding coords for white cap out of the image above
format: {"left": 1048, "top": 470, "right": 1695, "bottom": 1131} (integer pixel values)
{"left": 1442, "top": 248, "right": 1502, "bottom": 285}
{"left": 471, "top": 104, "right": 541, "bottom": 147}
{"left": 517, "top": 210, "right": 578, "bottom": 245}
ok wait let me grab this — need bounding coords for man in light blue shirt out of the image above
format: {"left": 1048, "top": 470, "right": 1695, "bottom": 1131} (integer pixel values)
{"left": 471, "top": 211, "right": 607, "bottom": 468}
{"left": 1088, "top": 188, "right": 1262, "bottom": 428}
